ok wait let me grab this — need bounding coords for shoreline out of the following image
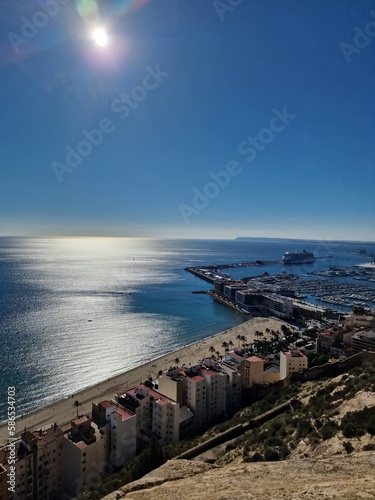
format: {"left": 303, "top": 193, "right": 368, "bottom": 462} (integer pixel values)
{"left": 0, "top": 317, "right": 290, "bottom": 446}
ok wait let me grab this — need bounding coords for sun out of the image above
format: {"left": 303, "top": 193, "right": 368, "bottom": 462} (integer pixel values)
{"left": 92, "top": 27, "right": 108, "bottom": 47}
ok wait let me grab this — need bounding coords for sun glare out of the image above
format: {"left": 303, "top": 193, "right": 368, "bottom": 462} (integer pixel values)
{"left": 92, "top": 28, "right": 108, "bottom": 47}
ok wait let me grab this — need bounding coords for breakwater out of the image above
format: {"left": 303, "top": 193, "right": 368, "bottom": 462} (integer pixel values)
{"left": 185, "top": 260, "right": 281, "bottom": 284}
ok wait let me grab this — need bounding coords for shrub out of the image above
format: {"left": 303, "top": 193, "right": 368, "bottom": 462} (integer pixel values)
{"left": 248, "top": 452, "right": 263, "bottom": 462}
{"left": 343, "top": 441, "right": 354, "bottom": 454}
{"left": 264, "top": 446, "right": 280, "bottom": 461}
{"left": 341, "top": 407, "right": 375, "bottom": 438}
{"left": 319, "top": 421, "right": 338, "bottom": 441}
{"left": 363, "top": 443, "right": 375, "bottom": 451}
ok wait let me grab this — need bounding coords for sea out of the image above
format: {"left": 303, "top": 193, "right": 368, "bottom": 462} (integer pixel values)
{"left": 1, "top": 237, "right": 375, "bottom": 422}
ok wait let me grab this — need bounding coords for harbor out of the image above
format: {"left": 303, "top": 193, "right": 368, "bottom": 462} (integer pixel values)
{"left": 186, "top": 260, "right": 375, "bottom": 314}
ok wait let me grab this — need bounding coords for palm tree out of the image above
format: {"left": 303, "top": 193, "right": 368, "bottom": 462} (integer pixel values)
{"left": 73, "top": 400, "right": 81, "bottom": 419}
{"left": 240, "top": 335, "right": 247, "bottom": 348}
{"left": 209, "top": 345, "right": 215, "bottom": 356}
{"left": 228, "top": 340, "right": 234, "bottom": 349}
{"left": 222, "top": 341, "right": 228, "bottom": 350}
{"left": 174, "top": 357, "right": 180, "bottom": 366}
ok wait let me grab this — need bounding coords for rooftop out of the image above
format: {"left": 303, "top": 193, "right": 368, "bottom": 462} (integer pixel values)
{"left": 188, "top": 375, "right": 205, "bottom": 382}
{"left": 284, "top": 350, "right": 306, "bottom": 358}
{"left": 247, "top": 356, "right": 263, "bottom": 362}
{"left": 72, "top": 415, "right": 90, "bottom": 426}
{"left": 125, "top": 385, "right": 177, "bottom": 406}
{"left": 99, "top": 400, "right": 135, "bottom": 421}
{"left": 352, "top": 330, "right": 375, "bottom": 341}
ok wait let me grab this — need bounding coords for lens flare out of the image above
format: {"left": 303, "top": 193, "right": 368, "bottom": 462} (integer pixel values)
{"left": 92, "top": 27, "right": 108, "bottom": 46}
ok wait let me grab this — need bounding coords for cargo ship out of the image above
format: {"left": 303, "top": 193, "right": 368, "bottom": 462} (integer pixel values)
{"left": 282, "top": 250, "right": 315, "bottom": 265}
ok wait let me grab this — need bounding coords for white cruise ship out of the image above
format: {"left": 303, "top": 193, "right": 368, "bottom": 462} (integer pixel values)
{"left": 282, "top": 250, "right": 315, "bottom": 264}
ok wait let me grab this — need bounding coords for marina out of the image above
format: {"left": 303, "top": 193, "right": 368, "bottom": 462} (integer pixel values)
{"left": 186, "top": 262, "right": 375, "bottom": 313}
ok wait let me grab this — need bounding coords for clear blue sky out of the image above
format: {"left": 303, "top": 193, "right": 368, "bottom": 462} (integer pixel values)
{"left": 0, "top": 0, "right": 374, "bottom": 240}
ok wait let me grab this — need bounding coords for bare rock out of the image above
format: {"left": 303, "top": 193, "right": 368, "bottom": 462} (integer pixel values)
{"left": 102, "top": 452, "right": 375, "bottom": 499}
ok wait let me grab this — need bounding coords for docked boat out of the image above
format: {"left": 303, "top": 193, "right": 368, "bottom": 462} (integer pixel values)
{"left": 282, "top": 250, "right": 315, "bottom": 265}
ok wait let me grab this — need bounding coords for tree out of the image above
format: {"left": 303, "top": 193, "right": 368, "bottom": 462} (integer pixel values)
{"left": 352, "top": 305, "right": 366, "bottom": 315}
{"left": 174, "top": 357, "right": 180, "bottom": 366}
{"left": 144, "top": 378, "right": 153, "bottom": 388}
{"left": 73, "top": 400, "right": 81, "bottom": 418}
{"left": 209, "top": 345, "right": 216, "bottom": 356}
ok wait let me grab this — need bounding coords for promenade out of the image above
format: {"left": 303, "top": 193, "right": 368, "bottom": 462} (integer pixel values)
{"left": 0, "top": 317, "right": 289, "bottom": 445}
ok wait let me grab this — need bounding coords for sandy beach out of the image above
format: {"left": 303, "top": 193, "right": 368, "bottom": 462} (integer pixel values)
{"left": 0, "top": 317, "right": 290, "bottom": 445}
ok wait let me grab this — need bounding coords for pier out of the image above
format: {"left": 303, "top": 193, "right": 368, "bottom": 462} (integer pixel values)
{"left": 185, "top": 260, "right": 281, "bottom": 284}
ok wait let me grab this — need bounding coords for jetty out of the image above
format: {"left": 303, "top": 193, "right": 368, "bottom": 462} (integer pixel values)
{"left": 185, "top": 260, "right": 281, "bottom": 284}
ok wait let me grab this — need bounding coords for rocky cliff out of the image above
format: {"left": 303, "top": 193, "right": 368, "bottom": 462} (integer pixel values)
{"left": 102, "top": 453, "right": 375, "bottom": 499}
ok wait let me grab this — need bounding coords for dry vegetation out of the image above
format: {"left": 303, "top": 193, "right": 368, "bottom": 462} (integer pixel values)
{"left": 214, "top": 363, "right": 375, "bottom": 466}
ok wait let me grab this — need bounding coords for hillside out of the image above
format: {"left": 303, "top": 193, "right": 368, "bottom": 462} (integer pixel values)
{"left": 80, "top": 362, "right": 375, "bottom": 499}
{"left": 102, "top": 453, "right": 375, "bottom": 499}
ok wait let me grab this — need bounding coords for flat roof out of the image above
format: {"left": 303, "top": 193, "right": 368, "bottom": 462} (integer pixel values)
{"left": 99, "top": 400, "right": 135, "bottom": 420}
{"left": 126, "top": 385, "right": 177, "bottom": 406}
{"left": 284, "top": 350, "right": 306, "bottom": 358}
{"left": 247, "top": 356, "right": 263, "bottom": 362}
{"left": 72, "top": 416, "right": 90, "bottom": 426}
{"left": 201, "top": 368, "right": 219, "bottom": 376}
{"left": 188, "top": 375, "right": 205, "bottom": 382}
{"left": 353, "top": 330, "right": 375, "bottom": 340}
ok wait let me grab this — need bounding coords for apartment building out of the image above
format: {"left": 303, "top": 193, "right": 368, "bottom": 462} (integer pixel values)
{"left": 316, "top": 330, "right": 335, "bottom": 354}
{"left": 159, "top": 359, "right": 241, "bottom": 433}
{"left": 202, "top": 358, "right": 242, "bottom": 413}
{"left": 182, "top": 372, "right": 207, "bottom": 433}
{"left": 199, "top": 366, "right": 227, "bottom": 424}
{"left": 0, "top": 425, "right": 64, "bottom": 500}
{"left": 116, "top": 385, "right": 179, "bottom": 446}
{"left": 280, "top": 350, "right": 308, "bottom": 380}
{"left": 63, "top": 416, "right": 106, "bottom": 498}
{"left": 241, "top": 355, "right": 265, "bottom": 387}
{"left": 351, "top": 330, "right": 375, "bottom": 353}
{"left": 240, "top": 356, "right": 280, "bottom": 388}
{"left": 157, "top": 368, "right": 184, "bottom": 405}
{"left": 92, "top": 400, "right": 136, "bottom": 468}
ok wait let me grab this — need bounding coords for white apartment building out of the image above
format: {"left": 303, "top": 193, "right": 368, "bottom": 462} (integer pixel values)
{"left": 280, "top": 350, "right": 308, "bottom": 380}
{"left": 92, "top": 400, "right": 136, "bottom": 468}
{"left": 184, "top": 373, "right": 207, "bottom": 432}
{"left": 116, "top": 385, "right": 179, "bottom": 445}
